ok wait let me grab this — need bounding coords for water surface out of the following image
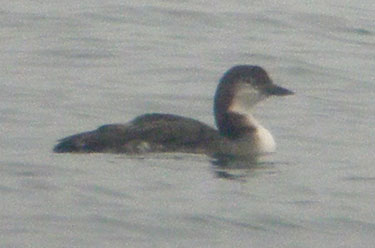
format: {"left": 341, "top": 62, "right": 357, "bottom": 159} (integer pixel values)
{"left": 1, "top": 1, "right": 374, "bottom": 247}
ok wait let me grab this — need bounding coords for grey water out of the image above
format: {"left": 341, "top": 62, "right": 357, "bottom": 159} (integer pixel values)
{"left": 1, "top": 1, "right": 375, "bottom": 247}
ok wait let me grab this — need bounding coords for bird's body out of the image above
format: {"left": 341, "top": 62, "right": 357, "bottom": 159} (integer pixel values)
{"left": 54, "top": 65, "right": 293, "bottom": 159}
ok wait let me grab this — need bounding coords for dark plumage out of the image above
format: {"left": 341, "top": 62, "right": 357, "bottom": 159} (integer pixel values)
{"left": 54, "top": 65, "right": 293, "bottom": 156}
{"left": 54, "top": 113, "right": 222, "bottom": 154}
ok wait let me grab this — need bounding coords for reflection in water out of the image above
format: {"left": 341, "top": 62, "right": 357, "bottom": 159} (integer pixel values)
{"left": 210, "top": 155, "right": 277, "bottom": 180}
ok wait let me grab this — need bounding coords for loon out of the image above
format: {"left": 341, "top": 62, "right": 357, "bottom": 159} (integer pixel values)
{"left": 53, "top": 65, "right": 293, "bottom": 158}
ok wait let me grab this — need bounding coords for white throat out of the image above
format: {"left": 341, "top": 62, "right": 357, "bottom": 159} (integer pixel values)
{"left": 230, "top": 92, "right": 276, "bottom": 155}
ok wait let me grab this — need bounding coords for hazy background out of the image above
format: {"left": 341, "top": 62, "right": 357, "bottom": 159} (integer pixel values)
{"left": 1, "top": 1, "right": 374, "bottom": 247}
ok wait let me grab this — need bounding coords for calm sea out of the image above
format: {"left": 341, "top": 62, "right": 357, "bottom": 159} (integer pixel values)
{"left": 1, "top": 1, "right": 374, "bottom": 247}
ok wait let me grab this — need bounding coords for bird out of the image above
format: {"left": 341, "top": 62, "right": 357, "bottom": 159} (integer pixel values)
{"left": 53, "top": 65, "right": 293, "bottom": 159}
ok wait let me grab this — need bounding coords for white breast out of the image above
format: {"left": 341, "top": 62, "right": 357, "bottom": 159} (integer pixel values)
{"left": 229, "top": 89, "right": 276, "bottom": 156}
{"left": 255, "top": 125, "right": 276, "bottom": 154}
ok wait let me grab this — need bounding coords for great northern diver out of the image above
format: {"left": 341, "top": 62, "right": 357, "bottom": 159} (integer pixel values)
{"left": 53, "top": 65, "right": 293, "bottom": 158}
